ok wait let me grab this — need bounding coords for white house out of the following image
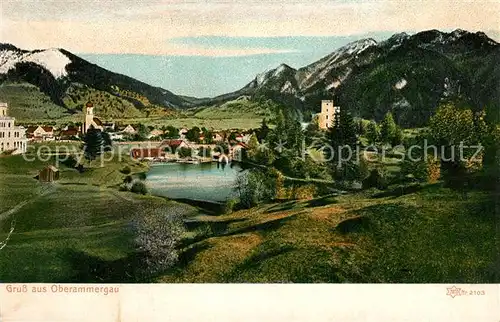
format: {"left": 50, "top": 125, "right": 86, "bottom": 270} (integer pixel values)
{"left": 27, "top": 126, "right": 54, "bottom": 141}
{"left": 0, "top": 102, "right": 27, "bottom": 154}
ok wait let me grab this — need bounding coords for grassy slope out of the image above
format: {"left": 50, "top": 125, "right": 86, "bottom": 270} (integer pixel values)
{"left": 3, "top": 83, "right": 267, "bottom": 130}
{"left": 0, "top": 83, "right": 70, "bottom": 120}
{"left": 0, "top": 151, "right": 198, "bottom": 282}
{"left": 160, "top": 185, "right": 498, "bottom": 283}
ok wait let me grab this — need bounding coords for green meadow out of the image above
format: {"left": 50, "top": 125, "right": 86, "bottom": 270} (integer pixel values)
{"left": 0, "top": 140, "right": 497, "bottom": 283}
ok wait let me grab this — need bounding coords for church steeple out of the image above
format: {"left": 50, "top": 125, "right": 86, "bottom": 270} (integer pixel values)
{"left": 83, "top": 101, "right": 94, "bottom": 134}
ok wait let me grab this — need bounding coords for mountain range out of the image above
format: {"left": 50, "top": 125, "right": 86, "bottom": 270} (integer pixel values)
{"left": 0, "top": 29, "right": 498, "bottom": 126}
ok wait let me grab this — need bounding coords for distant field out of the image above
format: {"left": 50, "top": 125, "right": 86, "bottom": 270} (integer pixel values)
{"left": 12, "top": 95, "right": 268, "bottom": 130}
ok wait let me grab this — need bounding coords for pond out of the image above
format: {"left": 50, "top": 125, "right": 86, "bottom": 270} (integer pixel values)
{"left": 146, "top": 162, "right": 243, "bottom": 203}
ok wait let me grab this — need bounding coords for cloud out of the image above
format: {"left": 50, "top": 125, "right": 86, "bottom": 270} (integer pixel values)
{"left": 0, "top": 0, "right": 498, "bottom": 56}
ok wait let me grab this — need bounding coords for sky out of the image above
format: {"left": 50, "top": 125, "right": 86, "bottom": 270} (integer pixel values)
{"left": 1, "top": 0, "right": 499, "bottom": 96}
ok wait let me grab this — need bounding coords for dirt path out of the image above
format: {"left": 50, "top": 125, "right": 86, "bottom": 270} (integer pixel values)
{"left": 0, "top": 185, "right": 56, "bottom": 222}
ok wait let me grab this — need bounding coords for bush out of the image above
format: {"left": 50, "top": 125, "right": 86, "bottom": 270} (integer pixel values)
{"left": 401, "top": 156, "right": 440, "bottom": 183}
{"left": 133, "top": 207, "right": 186, "bottom": 275}
{"left": 223, "top": 198, "right": 238, "bottom": 214}
{"left": 362, "top": 169, "right": 387, "bottom": 190}
{"left": 293, "top": 184, "right": 317, "bottom": 200}
{"left": 120, "top": 166, "right": 132, "bottom": 174}
{"left": 137, "top": 172, "right": 147, "bottom": 180}
{"left": 130, "top": 180, "right": 149, "bottom": 195}
{"left": 123, "top": 175, "right": 133, "bottom": 184}
{"left": 234, "top": 169, "right": 278, "bottom": 208}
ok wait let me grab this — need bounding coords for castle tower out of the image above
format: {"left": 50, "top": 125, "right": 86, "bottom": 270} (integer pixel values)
{"left": 319, "top": 100, "right": 340, "bottom": 129}
{"left": 0, "top": 102, "right": 8, "bottom": 117}
{"left": 84, "top": 101, "right": 94, "bottom": 134}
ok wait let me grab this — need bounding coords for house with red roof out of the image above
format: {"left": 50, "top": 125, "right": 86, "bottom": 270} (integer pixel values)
{"left": 159, "top": 139, "right": 189, "bottom": 154}
{"left": 130, "top": 148, "right": 165, "bottom": 160}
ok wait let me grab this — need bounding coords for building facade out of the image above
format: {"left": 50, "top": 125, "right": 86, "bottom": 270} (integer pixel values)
{"left": 0, "top": 102, "right": 28, "bottom": 154}
{"left": 318, "top": 100, "right": 340, "bottom": 129}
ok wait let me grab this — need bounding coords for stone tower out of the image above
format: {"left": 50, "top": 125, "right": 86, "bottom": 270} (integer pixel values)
{"left": 319, "top": 100, "right": 340, "bottom": 129}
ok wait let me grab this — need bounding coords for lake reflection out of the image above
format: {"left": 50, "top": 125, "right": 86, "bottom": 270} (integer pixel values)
{"left": 146, "top": 162, "right": 242, "bottom": 202}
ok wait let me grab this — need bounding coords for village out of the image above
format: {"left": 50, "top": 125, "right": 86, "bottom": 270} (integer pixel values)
{"left": 0, "top": 99, "right": 339, "bottom": 166}
{"left": 0, "top": 100, "right": 259, "bottom": 164}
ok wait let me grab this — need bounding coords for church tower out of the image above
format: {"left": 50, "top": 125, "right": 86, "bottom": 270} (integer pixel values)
{"left": 84, "top": 101, "right": 94, "bottom": 134}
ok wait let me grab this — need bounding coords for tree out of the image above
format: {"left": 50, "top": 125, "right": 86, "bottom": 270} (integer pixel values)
{"left": 163, "top": 125, "right": 179, "bottom": 139}
{"left": 304, "top": 115, "right": 321, "bottom": 145}
{"left": 202, "top": 128, "right": 214, "bottom": 144}
{"left": 82, "top": 127, "right": 104, "bottom": 165}
{"left": 429, "top": 102, "right": 484, "bottom": 187}
{"left": 365, "top": 120, "right": 380, "bottom": 145}
{"left": 133, "top": 207, "right": 185, "bottom": 275}
{"left": 391, "top": 127, "right": 404, "bottom": 147}
{"left": 101, "top": 132, "right": 112, "bottom": 152}
{"left": 185, "top": 126, "right": 201, "bottom": 142}
{"left": 228, "top": 132, "right": 237, "bottom": 142}
{"left": 326, "top": 110, "right": 360, "bottom": 182}
{"left": 246, "top": 135, "right": 260, "bottom": 161}
{"left": 380, "top": 112, "right": 397, "bottom": 145}
{"left": 135, "top": 123, "right": 150, "bottom": 141}
{"left": 256, "top": 118, "right": 270, "bottom": 142}
{"left": 328, "top": 110, "right": 357, "bottom": 149}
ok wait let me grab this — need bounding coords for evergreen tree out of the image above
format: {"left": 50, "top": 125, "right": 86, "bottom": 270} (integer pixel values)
{"left": 101, "top": 132, "right": 112, "bottom": 152}
{"left": 246, "top": 135, "right": 260, "bottom": 161}
{"left": 256, "top": 118, "right": 270, "bottom": 142}
{"left": 391, "top": 127, "right": 404, "bottom": 147}
{"left": 82, "top": 127, "right": 104, "bottom": 165}
{"left": 366, "top": 120, "right": 380, "bottom": 145}
{"left": 380, "top": 112, "right": 397, "bottom": 145}
{"left": 327, "top": 110, "right": 360, "bottom": 182}
{"left": 328, "top": 110, "right": 357, "bottom": 149}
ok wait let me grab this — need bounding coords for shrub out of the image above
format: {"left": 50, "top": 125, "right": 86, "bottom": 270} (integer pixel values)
{"left": 137, "top": 172, "right": 147, "bottom": 180}
{"left": 133, "top": 207, "right": 186, "bottom": 275}
{"left": 120, "top": 166, "right": 132, "bottom": 175}
{"left": 130, "top": 180, "right": 149, "bottom": 195}
{"left": 293, "top": 184, "right": 317, "bottom": 200}
{"left": 234, "top": 169, "right": 278, "bottom": 208}
{"left": 123, "top": 175, "right": 133, "bottom": 184}
{"left": 223, "top": 198, "right": 238, "bottom": 214}
{"left": 362, "top": 169, "right": 387, "bottom": 190}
